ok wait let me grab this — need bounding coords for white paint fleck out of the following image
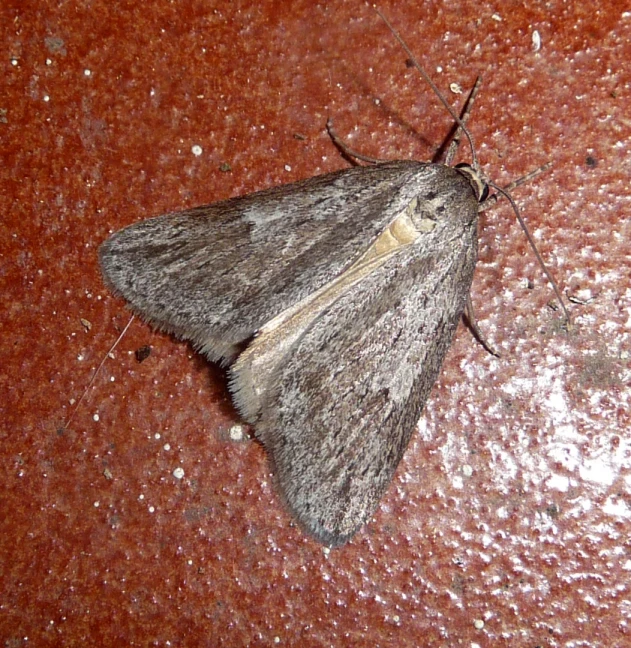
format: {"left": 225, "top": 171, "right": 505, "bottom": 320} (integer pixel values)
{"left": 579, "top": 454, "right": 618, "bottom": 486}
{"left": 532, "top": 30, "right": 541, "bottom": 52}
{"left": 547, "top": 473, "right": 570, "bottom": 492}
{"left": 229, "top": 424, "right": 245, "bottom": 441}
{"left": 173, "top": 467, "right": 185, "bottom": 480}
{"left": 450, "top": 83, "right": 462, "bottom": 94}
{"left": 602, "top": 496, "right": 631, "bottom": 518}
{"left": 191, "top": 144, "right": 203, "bottom": 156}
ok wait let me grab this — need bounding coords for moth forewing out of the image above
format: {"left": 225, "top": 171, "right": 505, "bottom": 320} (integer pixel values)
{"left": 229, "top": 165, "right": 482, "bottom": 544}
{"left": 100, "top": 163, "right": 437, "bottom": 365}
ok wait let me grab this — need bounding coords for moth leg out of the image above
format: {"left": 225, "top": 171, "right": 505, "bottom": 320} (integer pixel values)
{"left": 479, "top": 162, "right": 553, "bottom": 212}
{"left": 326, "top": 118, "right": 386, "bottom": 165}
{"left": 464, "top": 294, "right": 500, "bottom": 357}
{"left": 444, "top": 76, "right": 483, "bottom": 166}
{"left": 328, "top": 75, "right": 484, "bottom": 168}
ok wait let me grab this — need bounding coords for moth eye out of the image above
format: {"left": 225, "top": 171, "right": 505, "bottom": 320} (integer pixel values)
{"left": 480, "top": 184, "right": 489, "bottom": 202}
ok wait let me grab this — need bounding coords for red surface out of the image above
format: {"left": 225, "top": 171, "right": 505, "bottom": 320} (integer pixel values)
{"left": 2, "top": 0, "right": 630, "bottom": 646}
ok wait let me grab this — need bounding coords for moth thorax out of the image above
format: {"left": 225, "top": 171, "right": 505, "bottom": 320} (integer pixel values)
{"left": 404, "top": 197, "right": 437, "bottom": 233}
{"left": 454, "top": 163, "right": 488, "bottom": 202}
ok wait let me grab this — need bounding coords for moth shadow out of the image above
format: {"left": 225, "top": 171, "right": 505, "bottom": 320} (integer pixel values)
{"left": 186, "top": 337, "right": 257, "bottom": 441}
{"left": 330, "top": 57, "right": 469, "bottom": 165}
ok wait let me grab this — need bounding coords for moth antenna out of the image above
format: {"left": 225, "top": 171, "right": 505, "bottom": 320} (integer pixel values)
{"left": 482, "top": 162, "right": 553, "bottom": 210}
{"left": 487, "top": 181, "right": 571, "bottom": 325}
{"left": 374, "top": 5, "right": 569, "bottom": 325}
{"left": 373, "top": 5, "right": 479, "bottom": 171}
{"left": 61, "top": 315, "right": 135, "bottom": 431}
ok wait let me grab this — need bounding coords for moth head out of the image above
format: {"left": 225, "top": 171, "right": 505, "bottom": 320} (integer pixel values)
{"left": 454, "top": 163, "right": 489, "bottom": 203}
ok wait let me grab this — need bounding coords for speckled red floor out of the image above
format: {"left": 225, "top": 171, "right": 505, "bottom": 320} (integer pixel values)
{"left": 2, "top": 0, "right": 630, "bottom": 646}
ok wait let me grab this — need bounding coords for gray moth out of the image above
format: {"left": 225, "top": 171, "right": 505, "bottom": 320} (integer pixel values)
{"left": 99, "top": 16, "right": 561, "bottom": 546}
{"left": 100, "top": 159, "right": 483, "bottom": 545}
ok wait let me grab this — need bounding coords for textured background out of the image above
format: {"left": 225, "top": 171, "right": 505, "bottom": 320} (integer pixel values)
{"left": 2, "top": 0, "right": 630, "bottom": 645}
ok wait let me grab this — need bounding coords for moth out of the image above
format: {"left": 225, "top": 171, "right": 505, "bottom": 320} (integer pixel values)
{"left": 99, "top": 11, "right": 567, "bottom": 546}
